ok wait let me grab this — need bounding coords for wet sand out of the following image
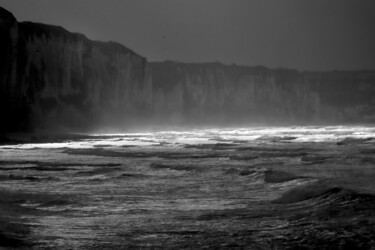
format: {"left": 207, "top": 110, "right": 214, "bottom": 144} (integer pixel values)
{"left": 0, "top": 126, "right": 375, "bottom": 249}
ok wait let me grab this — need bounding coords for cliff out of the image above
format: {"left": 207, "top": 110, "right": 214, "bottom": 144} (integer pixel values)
{"left": 149, "top": 62, "right": 320, "bottom": 125}
{"left": 0, "top": 7, "right": 20, "bottom": 132}
{"left": 0, "top": 7, "right": 150, "bottom": 132}
{"left": 304, "top": 71, "right": 375, "bottom": 123}
{"left": 1, "top": 7, "right": 374, "bottom": 133}
{"left": 148, "top": 61, "right": 375, "bottom": 125}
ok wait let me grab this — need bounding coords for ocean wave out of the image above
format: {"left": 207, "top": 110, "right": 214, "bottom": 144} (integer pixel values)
{"left": 274, "top": 180, "right": 375, "bottom": 204}
{"left": 224, "top": 167, "right": 304, "bottom": 184}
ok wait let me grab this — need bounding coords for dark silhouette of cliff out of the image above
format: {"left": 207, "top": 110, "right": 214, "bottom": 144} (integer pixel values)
{"left": 0, "top": 7, "right": 149, "bottom": 133}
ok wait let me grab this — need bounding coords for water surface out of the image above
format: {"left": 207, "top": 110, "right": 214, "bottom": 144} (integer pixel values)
{"left": 1, "top": 126, "right": 375, "bottom": 249}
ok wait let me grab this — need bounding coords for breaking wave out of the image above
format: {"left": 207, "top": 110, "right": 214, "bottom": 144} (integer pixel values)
{"left": 274, "top": 180, "right": 375, "bottom": 204}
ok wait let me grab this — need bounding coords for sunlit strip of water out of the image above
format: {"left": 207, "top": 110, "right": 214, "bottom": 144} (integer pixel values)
{"left": 1, "top": 126, "right": 374, "bottom": 150}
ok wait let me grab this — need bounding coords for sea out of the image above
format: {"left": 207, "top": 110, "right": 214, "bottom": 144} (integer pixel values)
{"left": 0, "top": 126, "right": 375, "bottom": 249}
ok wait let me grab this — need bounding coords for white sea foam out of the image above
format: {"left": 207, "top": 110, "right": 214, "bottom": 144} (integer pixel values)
{"left": 1, "top": 126, "right": 374, "bottom": 150}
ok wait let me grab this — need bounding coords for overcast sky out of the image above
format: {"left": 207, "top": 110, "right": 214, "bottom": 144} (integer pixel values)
{"left": 1, "top": 0, "right": 374, "bottom": 71}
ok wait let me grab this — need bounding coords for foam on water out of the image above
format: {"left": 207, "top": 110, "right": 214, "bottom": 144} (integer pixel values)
{"left": 84, "top": 125, "right": 375, "bottom": 145}
{"left": 1, "top": 126, "right": 374, "bottom": 150}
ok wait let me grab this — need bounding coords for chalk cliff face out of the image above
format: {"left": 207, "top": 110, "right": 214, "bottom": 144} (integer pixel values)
{"left": 148, "top": 62, "right": 321, "bottom": 125}
{"left": 148, "top": 62, "right": 375, "bottom": 125}
{"left": 1, "top": 7, "right": 375, "bottom": 132}
{"left": 303, "top": 71, "right": 375, "bottom": 123}
{"left": 0, "top": 7, "right": 150, "bottom": 132}
{"left": 17, "top": 22, "right": 150, "bottom": 130}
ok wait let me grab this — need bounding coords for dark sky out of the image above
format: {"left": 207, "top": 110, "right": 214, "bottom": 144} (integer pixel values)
{"left": 1, "top": 0, "right": 375, "bottom": 71}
